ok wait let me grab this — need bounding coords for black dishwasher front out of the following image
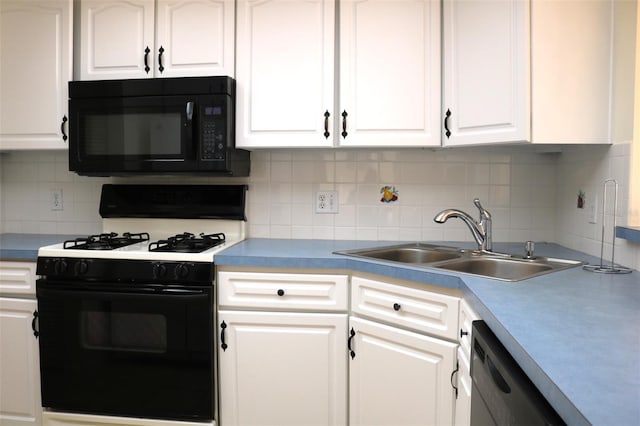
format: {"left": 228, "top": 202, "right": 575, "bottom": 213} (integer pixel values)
{"left": 470, "top": 321, "right": 565, "bottom": 426}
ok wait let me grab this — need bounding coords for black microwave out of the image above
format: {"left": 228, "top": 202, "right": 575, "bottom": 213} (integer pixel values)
{"left": 68, "top": 76, "right": 249, "bottom": 176}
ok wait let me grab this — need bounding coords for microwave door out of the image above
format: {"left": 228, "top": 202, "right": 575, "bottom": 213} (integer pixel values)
{"left": 69, "top": 96, "right": 195, "bottom": 174}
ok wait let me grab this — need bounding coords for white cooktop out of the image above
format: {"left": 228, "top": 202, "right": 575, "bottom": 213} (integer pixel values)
{"left": 38, "top": 219, "right": 245, "bottom": 262}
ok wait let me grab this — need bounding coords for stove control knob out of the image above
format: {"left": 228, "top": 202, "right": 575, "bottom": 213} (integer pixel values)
{"left": 175, "top": 263, "right": 190, "bottom": 279}
{"left": 153, "top": 263, "right": 168, "bottom": 279}
{"left": 74, "top": 260, "right": 89, "bottom": 276}
{"left": 53, "top": 259, "right": 68, "bottom": 274}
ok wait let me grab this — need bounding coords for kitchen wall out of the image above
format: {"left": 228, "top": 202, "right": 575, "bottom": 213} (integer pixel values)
{"left": 0, "top": 146, "right": 558, "bottom": 242}
{"left": 1, "top": 143, "right": 638, "bottom": 269}
{"left": 556, "top": 142, "right": 639, "bottom": 270}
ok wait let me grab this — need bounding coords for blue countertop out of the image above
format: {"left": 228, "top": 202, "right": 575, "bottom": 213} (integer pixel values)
{"left": 0, "top": 233, "right": 80, "bottom": 260}
{"left": 216, "top": 238, "right": 640, "bottom": 426}
{"left": 617, "top": 225, "right": 640, "bottom": 244}
{"left": 3, "top": 234, "right": 638, "bottom": 425}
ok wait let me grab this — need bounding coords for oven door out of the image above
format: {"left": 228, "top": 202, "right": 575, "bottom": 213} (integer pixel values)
{"left": 36, "top": 280, "right": 214, "bottom": 421}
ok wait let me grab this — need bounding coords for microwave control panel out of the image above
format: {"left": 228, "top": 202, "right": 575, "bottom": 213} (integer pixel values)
{"left": 201, "top": 105, "right": 226, "bottom": 161}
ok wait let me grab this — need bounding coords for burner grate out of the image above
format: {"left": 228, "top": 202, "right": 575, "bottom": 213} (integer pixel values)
{"left": 64, "top": 232, "right": 150, "bottom": 250}
{"left": 148, "top": 232, "right": 226, "bottom": 253}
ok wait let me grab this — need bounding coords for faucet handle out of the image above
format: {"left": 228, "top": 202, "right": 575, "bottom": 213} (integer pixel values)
{"left": 473, "top": 198, "right": 491, "bottom": 220}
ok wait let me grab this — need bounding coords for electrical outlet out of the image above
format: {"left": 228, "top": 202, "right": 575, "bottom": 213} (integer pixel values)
{"left": 316, "top": 191, "right": 338, "bottom": 214}
{"left": 51, "top": 189, "right": 63, "bottom": 211}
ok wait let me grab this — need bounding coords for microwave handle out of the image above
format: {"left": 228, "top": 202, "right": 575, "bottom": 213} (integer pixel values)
{"left": 186, "top": 101, "right": 194, "bottom": 122}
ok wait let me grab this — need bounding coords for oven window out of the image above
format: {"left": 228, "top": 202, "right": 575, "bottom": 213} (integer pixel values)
{"left": 81, "top": 311, "right": 167, "bottom": 353}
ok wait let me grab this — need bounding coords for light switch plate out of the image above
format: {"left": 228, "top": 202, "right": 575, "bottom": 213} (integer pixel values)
{"left": 51, "top": 189, "right": 63, "bottom": 211}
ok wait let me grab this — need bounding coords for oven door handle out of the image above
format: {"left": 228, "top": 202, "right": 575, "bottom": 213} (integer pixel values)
{"left": 37, "top": 282, "right": 210, "bottom": 298}
{"left": 159, "top": 288, "right": 207, "bottom": 295}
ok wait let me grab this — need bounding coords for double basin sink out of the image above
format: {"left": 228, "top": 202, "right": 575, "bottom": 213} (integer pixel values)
{"left": 335, "top": 243, "right": 583, "bottom": 282}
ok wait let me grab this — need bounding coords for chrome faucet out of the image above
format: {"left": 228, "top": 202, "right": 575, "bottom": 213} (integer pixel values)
{"left": 434, "top": 198, "right": 493, "bottom": 252}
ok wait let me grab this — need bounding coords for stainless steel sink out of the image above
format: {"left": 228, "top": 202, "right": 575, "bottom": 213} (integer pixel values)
{"left": 433, "top": 257, "right": 553, "bottom": 281}
{"left": 335, "top": 243, "right": 464, "bottom": 264}
{"left": 334, "top": 243, "right": 583, "bottom": 282}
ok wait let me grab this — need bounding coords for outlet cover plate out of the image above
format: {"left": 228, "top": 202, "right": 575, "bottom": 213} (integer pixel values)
{"left": 316, "top": 191, "right": 338, "bottom": 214}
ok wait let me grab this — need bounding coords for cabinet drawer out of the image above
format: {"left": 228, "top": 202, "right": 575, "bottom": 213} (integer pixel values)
{"left": 459, "top": 298, "right": 480, "bottom": 358}
{"left": 0, "top": 261, "right": 36, "bottom": 297}
{"left": 351, "top": 276, "right": 459, "bottom": 340}
{"left": 218, "top": 271, "right": 348, "bottom": 311}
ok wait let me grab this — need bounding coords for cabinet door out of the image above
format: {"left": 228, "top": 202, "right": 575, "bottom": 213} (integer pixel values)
{"left": 235, "top": 0, "right": 335, "bottom": 148}
{"left": 339, "top": 0, "right": 441, "bottom": 147}
{"left": 349, "top": 316, "right": 457, "bottom": 426}
{"left": 459, "top": 298, "right": 480, "bottom": 358}
{"left": 0, "top": 0, "right": 72, "bottom": 150}
{"left": 0, "top": 298, "right": 41, "bottom": 426}
{"left": 79, "top": 0, "right": 155, "bottom": 80}
{"left": 218, "top": 310, "right": 348, "bottom": 426}
{"left": 531, "top": 0, "right": 613, "bottom": 144}
{"left": 155, "top": 0, "right": 235, "bottom": 77}
{"left": 442, "top": 0, "right": 529, "bottom": 145}
{"left": 454, "top": 347, "right": 472, "bottom": 426}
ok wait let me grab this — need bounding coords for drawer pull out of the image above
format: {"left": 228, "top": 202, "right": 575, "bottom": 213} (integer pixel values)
{"left": 220, "top": 321, "right": 228, "bottom": 351}
{"left": 32, "top": 311, "right": 39, "bottom": 338}
{"left": 323, "top": 110, "right": 330, "bottom": 139}
{"left": 277, "top": 289, "right": 285, "bottom": 296}
{"left": 444, "top": 108, "right": 452, "bottom": 138}
{"left": 460, "top": 329, "right": 469, "bottom": 338}
{"left": 348, "top": 327, "right": 356, "bottom": 359}
{"left": 144, "top": 46, "right": 151, "bottom": 74}
{"left": 393, "top": 303, "right": 401, "bottom": 311}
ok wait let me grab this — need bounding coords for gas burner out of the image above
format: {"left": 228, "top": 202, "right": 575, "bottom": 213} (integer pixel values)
{"left": 63, "top": 232, "right": 150, "bottom": 250}
{"left": 148, "top": 232, "right": 226, "bottom": 253}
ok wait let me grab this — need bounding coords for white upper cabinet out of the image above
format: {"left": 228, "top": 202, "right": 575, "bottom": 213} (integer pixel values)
{"left": 442, "top": 0, "right": 528, "bottom": 146}
{"left": 339, "top": 0, "right": 440, "bottom": 147}
{"left": 530, "top": 0, "right": 613, "bottom": 144}
{"left": 79, "top": 0, "right": 154, "bottom": 79}
{"left": 78, "top": 0, "right": 235, "bottom": 80}
{"left": 235, "top": 0, "right": 336, "bottom": 148}
{"left": 443, "top": 0, "right": 614, "bottom": 146}
{"left": 155, "top": 0, "right": 235, "bottom": 77}
{"left": 235, "top": 0, "right": 440, "bottom": 148}
{"left": 0, "top": 0, "right": 72, "bottom": 151}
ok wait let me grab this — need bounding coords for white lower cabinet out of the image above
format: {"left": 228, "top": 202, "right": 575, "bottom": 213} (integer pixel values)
{"left": 348, "top": 316, "right": 457, "bottom": 426}
{"left": 0, "top": 261, "right": 41, "bottom": 426}
{"left": 0, "top": 298, "right": 41, "bottom": 426}
{"left": 454, "top": 299, "right": 481, "bottom": 426}
{"left": 217, "top": 310, "right": 348, "bottom": 426}
{"left": 217, "top": 270, "right": 468, "bottom": 426}
{"left": 454, "top": 347, "right": 472, "bottom": 426}
{"left": 217, "top": 271, "right": 349, "bottom": 426}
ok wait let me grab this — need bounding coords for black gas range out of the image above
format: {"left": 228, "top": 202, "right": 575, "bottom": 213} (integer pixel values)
{"left": 35, "top": 184, "right": 247, "bottom": 424}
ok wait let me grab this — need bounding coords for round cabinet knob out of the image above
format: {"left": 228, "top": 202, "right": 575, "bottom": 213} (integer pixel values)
{"left": 153, "top": 263, "right": 167, "bottom": 279}
{"left": 53, "top": 259, "right": 68, "bottom": 274}
{"left": 74, "top": 260, "right": 89, "bottom": 276}
{"left": 393, "top": 303, "right": 401, "bottom": 311}
{"left": 175, "top": 263, "right": 190, "bottom": 279}
{"left": 277, "top": 289, "right": 285, "bottom": 297}
{"left": 460, "top": 329, "right": 469, "bottom": 338}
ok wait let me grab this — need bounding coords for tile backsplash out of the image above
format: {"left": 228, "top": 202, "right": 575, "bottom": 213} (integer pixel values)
{"left": 1, "top": 143, "right": 638, "bottom": 269}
